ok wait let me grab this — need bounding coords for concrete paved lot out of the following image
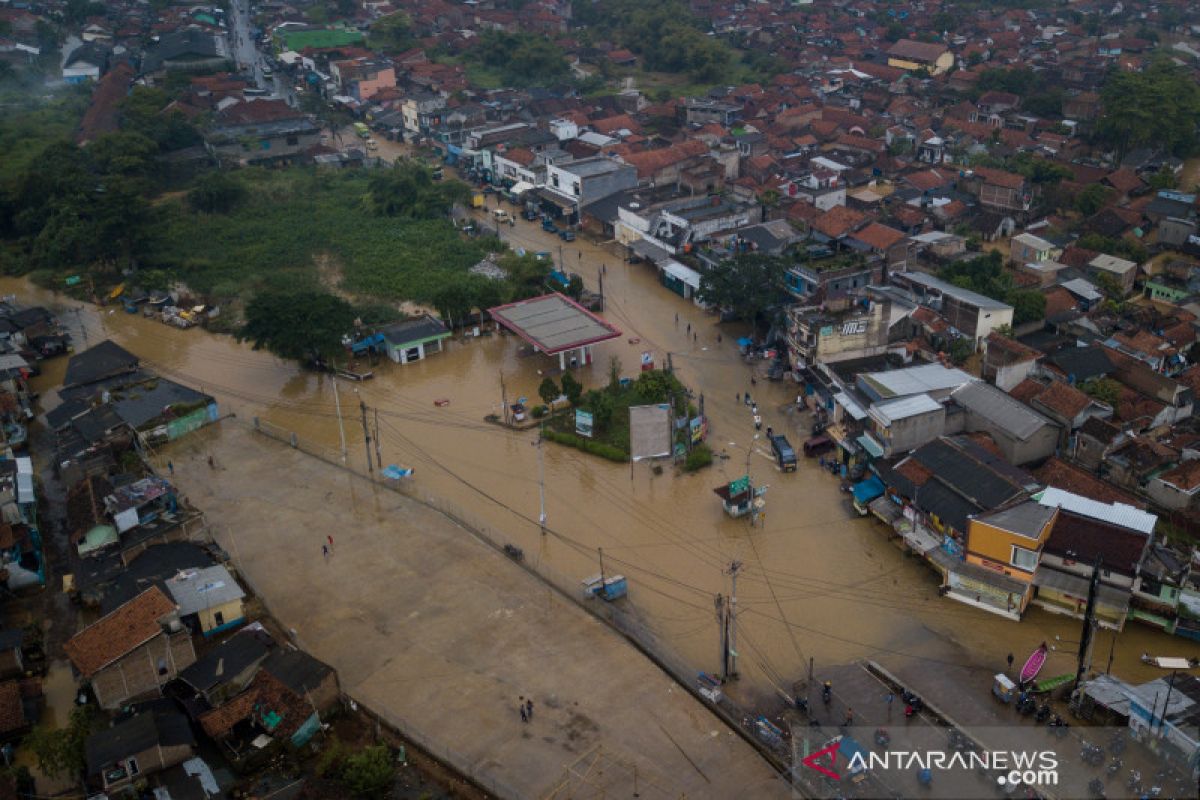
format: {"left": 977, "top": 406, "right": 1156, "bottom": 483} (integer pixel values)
{"left": 164, "top": 423, "right": 789, "bottom": 799}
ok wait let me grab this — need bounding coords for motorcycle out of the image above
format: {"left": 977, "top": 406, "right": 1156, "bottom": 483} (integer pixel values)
{"left": 1126, "top": 770, "right": 1141, "bottom": 791}
{"left": 1106, "top": 757, "right": 1122, "bottom": 777}
{"left": 1034, "top": 704, "right": 1051, "bottom": 723}
{"left": 822, "top": 684, "right": 832, "bottom": 704}
{"left": 1088, "top": 778, "right": 1106, "bottom": 798}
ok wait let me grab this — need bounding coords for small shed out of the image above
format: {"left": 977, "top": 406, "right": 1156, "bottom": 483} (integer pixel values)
{"left": 380, "top": 315, "right": 451, "bottom": 365}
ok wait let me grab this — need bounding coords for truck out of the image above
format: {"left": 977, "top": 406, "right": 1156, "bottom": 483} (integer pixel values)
{"left": 353, "top": 122, "right": 370, "bottom": 139}
{"left": 770, "top": 434, "right": 796, "bottom": 472}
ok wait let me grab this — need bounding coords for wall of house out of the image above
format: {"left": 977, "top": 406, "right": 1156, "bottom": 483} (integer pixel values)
{"left": 198, "top": 598, "right": 246, "bottom": 636}
{"left": 356, "top": 67, "right": 396, "bottom": 100}
{"left": 1032, "top": 584, "right": 1127, "bottom": 628}
{"left": 1146, "top": 478, "right": 1199, "bottom": 510}
{"left": 876, "top": 408, "right": 946, "bottom": 456}
{"left": 988, "top": 358, "right": 1036, "bottom": 392}
{"left": 944, "top": 565, "right": 1029, "bottom": 618}
{"left": 965, "top": 518, "right": 1044, "bottom": 583}
{"left": 103, "top": 741, "right": 193, "bottom": 790}
{"left": 91, "top": 632, "right": 197, "bottom": 710}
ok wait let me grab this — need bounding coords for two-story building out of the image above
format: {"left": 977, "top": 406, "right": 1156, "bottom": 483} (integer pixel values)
{"left": 891, "top": 271, "right": 1015, "bottom": 347}
{"left": 542, "top": 157, "right": 638, "bottom": 222}
{"left": 954, "top": 501, "right": 1059, "bottom": 618}
{"left": 64, "top": 586, "right": 197, "bottom": 709}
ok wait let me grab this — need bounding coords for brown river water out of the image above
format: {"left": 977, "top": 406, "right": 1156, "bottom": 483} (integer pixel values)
{"left": 6, "top": 214, "right": 1188, "bottom": 711}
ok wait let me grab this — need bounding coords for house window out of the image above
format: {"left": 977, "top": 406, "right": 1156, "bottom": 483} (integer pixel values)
{"left": 214, "top": 611, "right": 225, "bottom": 626}
{"left": 1010, "top": 545, "right": 1038, "bottom": 571}
{"left": 127, "top": 758, "right": 139, "bottom": 777}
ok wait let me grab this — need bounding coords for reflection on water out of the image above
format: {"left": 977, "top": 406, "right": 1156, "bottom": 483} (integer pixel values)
{"left": 6, "top": 255, "right": 1186, "bottom": 709}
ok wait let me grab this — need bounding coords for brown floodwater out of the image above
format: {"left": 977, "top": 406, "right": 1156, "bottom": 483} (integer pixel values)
{"left": 8, "top": 219, "right": 1192, "bottom": 711}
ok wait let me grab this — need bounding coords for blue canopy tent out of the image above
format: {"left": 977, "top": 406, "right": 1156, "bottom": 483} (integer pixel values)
{"left": 851, "top": 474, "right": 885, "bottom": 515}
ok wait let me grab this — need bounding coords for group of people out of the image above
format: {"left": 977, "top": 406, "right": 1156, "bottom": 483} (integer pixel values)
{"left": 517, "top": 696, "right": 535, "bottom": 723}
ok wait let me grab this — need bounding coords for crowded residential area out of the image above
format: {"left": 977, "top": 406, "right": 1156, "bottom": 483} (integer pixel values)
{"left": 1, "top": 0, "right": 1200, "bottom": 798}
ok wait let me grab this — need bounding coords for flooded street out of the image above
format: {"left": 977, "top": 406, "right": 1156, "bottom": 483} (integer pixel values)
{"left": 7, "top": 220, "right": 1187, "bottom": 714}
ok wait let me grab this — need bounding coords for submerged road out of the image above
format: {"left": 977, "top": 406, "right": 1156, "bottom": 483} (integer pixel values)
{"left": 162, "top": 422, "right": 790, "bottom": 799}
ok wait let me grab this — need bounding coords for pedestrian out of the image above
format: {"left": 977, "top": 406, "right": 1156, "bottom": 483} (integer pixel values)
{"left": 844, "top": 707, "right": 854, "bottom": 727}
{"left": 520, "top": 703, "right": 528, "bottom": 723}
{"left": 578, "top": 250, "right": 582, "bottom": 259}
{"left": 717, "top": 333, "right": 722, "bottom": 343}
{"left": 167, "top": 461, "right": 174, "bottom": 476}
{"left": 1006, "top": 652, "right": 1014, "bottom": 674}
{"left": 327, "top": 534, "right": 334, "bottom": 549}
{"left": 885, "top": 692, "right": 894, "bottom": 717}
{"left": 526, "top": 698, "right": 533, "bottom": 720}
{"left": 675, "top": 313, "right": 679, "bottom": 326}
{"left": 686, "top": 322, "right": 691, "bottom": 334}
{"left": 693, "top": 332, "right": 697, "bottom": 342}
{"left": 737, "top": 393, "right": 741, "bottom": 404}
{"left": 322, "top": 544, "right": 329, "bottom": 560}
{"left": 207, "top": 455, "right": 215, "bottom": 469}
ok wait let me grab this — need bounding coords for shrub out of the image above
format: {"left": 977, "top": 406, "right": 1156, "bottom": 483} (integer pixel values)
{"left": 544, "top": 430, "right": 629, "bottom": 462}
{"left": 683, "top": 443, "right": 713, "bottom": 472}
{"left": 531, "top": 404, "right": 548, "bottom": 419}
{"left": 342, "top": 745, "right": 394, "bottom": 798}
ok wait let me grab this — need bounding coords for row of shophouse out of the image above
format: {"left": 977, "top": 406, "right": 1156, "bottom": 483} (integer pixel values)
{"left": 795, "top": 340, "right": 1200, "bottom": 641}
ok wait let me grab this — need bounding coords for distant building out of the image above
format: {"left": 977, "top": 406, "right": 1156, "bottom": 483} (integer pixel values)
{"left": 891, "top": 271, "right": 1014, "bottom": 346}
{"left": 886, "top": 40, "right": 953, "bottom": 75}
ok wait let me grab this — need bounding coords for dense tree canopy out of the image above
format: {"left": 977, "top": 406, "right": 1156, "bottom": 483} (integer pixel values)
{"left": 471, "top": 31, "right": 569, "bottom": 87}
{"left": 697, "top": 253, "right": 791, "bottom": 325}
{"left": 1097, "top": 59, "right": 1200, "bottom": 159}
{"left": 239, "top": 290, "right": 357, "bottom": 361}
{"left": 571, "top": 0, "right": 733, "bottom": 82}
{"left": 365, "top": 162, "right": 469, "bottom": 219}
{"left": 367, "top": 12, "right": 413, "bottom": 53}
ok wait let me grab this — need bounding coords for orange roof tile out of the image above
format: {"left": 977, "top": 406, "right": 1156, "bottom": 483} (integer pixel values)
{"left": 64, "top": 587, "right": 176, "bottom": 678}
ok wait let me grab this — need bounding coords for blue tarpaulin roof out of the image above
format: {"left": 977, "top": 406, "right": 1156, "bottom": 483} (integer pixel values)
{"left": 851, "top": 475, "right": 885, "bottom": 503}
{"left": 737, "top": 337, "right": 754, "bottom": 347}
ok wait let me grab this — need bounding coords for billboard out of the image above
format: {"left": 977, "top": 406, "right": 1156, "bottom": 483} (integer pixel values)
{"left": 629, "top": 403, "right": 671, "bottom": 461}
{"left": 575, "top": 409, "right": 594, "bottom": 438}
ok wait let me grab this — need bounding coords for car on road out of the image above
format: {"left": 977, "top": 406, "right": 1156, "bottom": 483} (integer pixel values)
{"left": 366, "top": 139, "right": 378, "bottom": 151}
{"left": 542, "top": 218, "right": 558, "bottom": 233}
{"left": 492, "top": 209, "right": 512, "bottom": 223}
{"left": 558, "top": 229, "right": 576, "bottom": 241}
{"left": 803, "top": 434, "right": 834, "bottom": 457}
{"left": 521, "top": 208, "right": 540, "bottom": 221}
{"left": 770, "top": 434, "right": 797, "bottom": 472}
{"left": 262, "top": 65, "right": 272, "bottom": 76}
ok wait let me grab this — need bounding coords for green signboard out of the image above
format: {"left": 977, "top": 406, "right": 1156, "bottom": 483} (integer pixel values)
{"left": 729, "top": 475, "right": 750, "bottom": 496}
{"left": 65, "top": 275, "right": 82, "bottom": 286}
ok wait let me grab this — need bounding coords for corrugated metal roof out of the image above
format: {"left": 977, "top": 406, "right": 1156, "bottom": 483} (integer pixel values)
{"left": 951, "top": 381, "right": 1055, "bottom": 440}
{"left": 860, "top": 363, "right": 973, "bottom": 399}
{"left": 870, "top": 393, "right": 943, "bottom": 425}
{"left": 975, "top": 501, "right": 1056, "bottom": 540}
{"left": 833, "top": 392, "right": 869, "bottom": 420}
{"left": 1035, "top": 487, "right": 1157, "bottom": 535}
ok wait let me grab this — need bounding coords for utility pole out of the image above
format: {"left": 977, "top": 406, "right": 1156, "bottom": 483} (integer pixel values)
{"left": 1157, "top": 671, "right": 1178, "bottom": 733}
{"left": 598, "top": 270, "right": 605, "bottom": 311}
{"left": 359, "top": 399, "right": 373, "bottom": 474}
{"left": 598, "top": 547, "right": 606, "bottom": 586}
{"left": 373, "top": 408, "right": 382, "bottom": 470}
{"left": 537, "top": 425, "right": 547, "bottom": 535}
{"left": 715, "top": 594, "right": 726, "bottom": 680}
{"left": 500, "top": 371, "right": 509, "bottom": 425}
{"left": 332, "top": 376, "right": 347, "bottom": 464}
{"left": 1074, "top": 556, "right": 1102, "bottom": 688}
{"left": 725, "top": 561, "right": 742, "bottom": 679}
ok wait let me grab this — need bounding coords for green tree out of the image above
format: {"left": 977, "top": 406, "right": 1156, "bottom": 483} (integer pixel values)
{"left": 342, "top": 745, "right": 394, "bottom": 798}
{"left": 948, "top": 337, "right": 973, "bottom": 364}
{"left": 366, "top": 162, "right": 469, "bottom": 219}
{"left": 565, "top": 274, "right": 584, "bottom": 300}
{"left": 885, "top": 23, "right": 906, "bottom": 42}
{"left": 538, "top": 376, "right": 560, "bottom": 406}
{"left": 1097, "top": 59, "right": 1200, "bottom": 159}
{"left": 696, "top": 253, "right": 790, "bottom": 326}
{"left": 25, "top": 706, "right": 101, "bottom": 780}
{"left": 1081, "top": 377, "right": 1121, "bottom": 405}
{"left": 560, "top": 371, "right": 583, "bottom": 405}
{"left": 188, "top": 171, "right": 247, "bottom": 214}
{"left": 431, "top": 278, "right": 474, "bottom": 329}
{"left": 1008, "top": 290, "right": 1046, "bottom": 326}
{"left": 85, "top": 131, "right": 159, "bottom": 182}
{"left": 239, "top": 290, "right": 357, "bottom": 362}
{"left": 1075, "top": 184, "right": 1112, "bottom": 216}
{"left": 369, "top": 12, "right": 413, "bottom": 53}
{"left": 1147, "top": 167, "right": 1177, "bottom": 191}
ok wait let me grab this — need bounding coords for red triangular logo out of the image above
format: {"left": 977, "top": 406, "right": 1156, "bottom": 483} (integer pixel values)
{"left": 802, "top": 741, "right": 841, "bottom": 780}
